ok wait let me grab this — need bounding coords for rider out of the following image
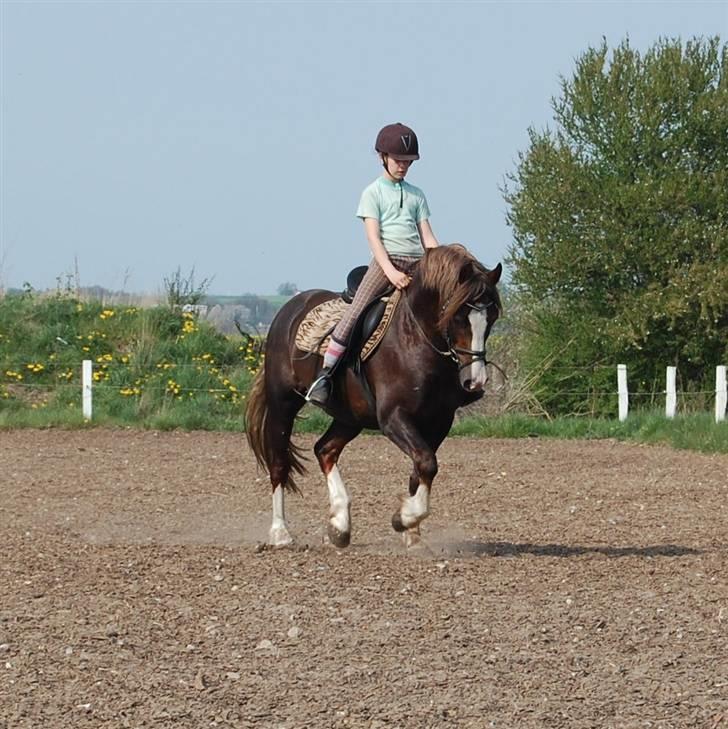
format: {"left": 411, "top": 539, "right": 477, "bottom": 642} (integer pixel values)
{"left": 305, "top": 122, "right": 440, "bottom": 406}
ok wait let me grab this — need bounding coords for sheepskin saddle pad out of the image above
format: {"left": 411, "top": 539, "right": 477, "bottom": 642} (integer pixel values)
{"left": 294, "top": 290, "right": 402, "bottom": 362}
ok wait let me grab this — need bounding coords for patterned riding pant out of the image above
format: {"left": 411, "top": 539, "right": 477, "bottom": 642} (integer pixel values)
{"left": 331, "top": 255, "right": 420, "bottom": 345}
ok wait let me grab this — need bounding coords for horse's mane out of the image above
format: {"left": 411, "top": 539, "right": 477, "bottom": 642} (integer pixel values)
{"left": 416, "top": 244, "right": 502, "bottom": 332}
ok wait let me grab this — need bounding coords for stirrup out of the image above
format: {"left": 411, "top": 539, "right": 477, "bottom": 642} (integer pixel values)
{"left": 305, "top": 369, "right": 332, "bottom": 404}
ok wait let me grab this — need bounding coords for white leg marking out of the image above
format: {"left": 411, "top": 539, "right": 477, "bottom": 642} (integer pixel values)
{"left": 327, "top": 465, "right": 351, "bottom": 535}
{"left": 400, "top": 483, "right": 430, "bottom": 529}
{"left": 465, "top": 308, "right": 488, "bottom": 389}
{"left": 269, "top": 485, "right": 293, "bottom": 546}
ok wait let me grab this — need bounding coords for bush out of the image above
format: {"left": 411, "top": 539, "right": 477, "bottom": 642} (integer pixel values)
{"left": 0, "top": 291, "right": 263, "bottom": 428}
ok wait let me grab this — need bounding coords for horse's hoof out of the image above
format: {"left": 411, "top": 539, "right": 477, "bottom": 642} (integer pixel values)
{"left": 404, "top": 530, "right": 434, "bottom": 554}
{"left": 391, "top": 512, "right": 406, "bottom": 533}
{"left": 327, "top": 523, "right": 351, "bottom": 548}
{"left": 269, "top": 526, "right": 294, "bottom": 548}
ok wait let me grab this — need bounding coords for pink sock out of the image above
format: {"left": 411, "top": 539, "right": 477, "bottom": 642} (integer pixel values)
{"left": 323, "top": 339, "right": 346, "bottom": 369}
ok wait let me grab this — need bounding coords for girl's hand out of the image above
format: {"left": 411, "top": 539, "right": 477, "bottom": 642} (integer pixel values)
{"left": 387, "top": 269, "right": 411, "bottom": 290}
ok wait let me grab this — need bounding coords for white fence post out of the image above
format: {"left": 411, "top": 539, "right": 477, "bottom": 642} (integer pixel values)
{"left": 617, "top": 364, "right": 628, "bottom": 422}
{"left": 82, "top": 359, "right": 93, "bottom": 420}
{"left": 665, "top": 366, "right": 677, "bottom": 419}
{"left": 716, "top": 365, "right": 727, "bottom": 424}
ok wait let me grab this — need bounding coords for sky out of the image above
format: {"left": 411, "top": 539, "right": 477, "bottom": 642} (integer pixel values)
{"left": 1, "top": 1, "right": 726, "bottom": 296}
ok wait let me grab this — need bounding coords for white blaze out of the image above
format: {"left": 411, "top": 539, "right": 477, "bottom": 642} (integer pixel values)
{"left": 464, "top": 308, "right": 488, "bottom": 389}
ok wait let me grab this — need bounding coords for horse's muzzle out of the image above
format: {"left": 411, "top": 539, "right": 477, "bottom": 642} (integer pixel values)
{"left": 460, "top": 358, "right": 488, "bottom": 392}
{"left": 461, "top": 377, "right": 486, "bottom": 393}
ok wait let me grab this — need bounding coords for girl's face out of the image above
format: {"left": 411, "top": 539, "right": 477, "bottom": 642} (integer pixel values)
{"left": 382, "top": 154, "right": 413, "bottom": 181}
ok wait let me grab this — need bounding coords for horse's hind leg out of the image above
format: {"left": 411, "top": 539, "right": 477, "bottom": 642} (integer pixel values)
{"left": 267, "top": 395, "right": 306, "bottom": 547}
{"left": 314, "top": 420, "right": 362, "bottom": 548}
{"left": 270, "top": 482, "right": 292, "bottom": 547}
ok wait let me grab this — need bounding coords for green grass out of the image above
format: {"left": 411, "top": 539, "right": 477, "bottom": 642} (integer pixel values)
{"left": 3, "top": 399, "right": 726, "bottom": 454}
{"left": 0, "top": 402, "right": 91, "bottom": 429}
{"left": 0, "top": 292, "right": 262, "bottom": 429}
{"left": 2, "top": 293, "right": 726, "bottom": 454}
{"left": 293, "top": 405, "right": 334, "bottom": 434}
{"left": 451, "top": 412, "right": 728, "bottom": 454}
{"left": 289, "top": 409, "right": 728, "bottom": 454}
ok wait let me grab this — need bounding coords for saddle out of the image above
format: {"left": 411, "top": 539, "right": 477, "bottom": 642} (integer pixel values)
{"left": 294, "top": 266, "right": 401, "bottom": 363}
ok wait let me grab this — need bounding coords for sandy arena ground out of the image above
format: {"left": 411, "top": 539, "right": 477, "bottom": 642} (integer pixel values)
{"left": 0, "top": 429, "right": 726, "bottom": 728}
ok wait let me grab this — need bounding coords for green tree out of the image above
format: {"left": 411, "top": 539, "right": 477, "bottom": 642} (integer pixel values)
{"left": 504, "top": 36, "right": 728, "bottom": 415}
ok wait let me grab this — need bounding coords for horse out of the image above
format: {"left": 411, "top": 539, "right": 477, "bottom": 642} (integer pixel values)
{"left": 245, "top": 243, "right": 502, "bottom": 549}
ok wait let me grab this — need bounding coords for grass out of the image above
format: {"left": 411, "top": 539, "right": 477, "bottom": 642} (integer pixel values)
{"left": 2, "top": 292, "right": 726, "bottom": 454}
{"left": 3, "top": 396, "right": 726, "bottom": 454}
{"left": 0, "top": 397, "right": 247, "bottom": 432}
{"left": 289, "top": 408, "right": 728, "bottom": 454}
{"left": 0, "top": 292, "right": 262, "bottom": 429}
{"left": 451, "top": 412, "right": 728, "bottom": 454}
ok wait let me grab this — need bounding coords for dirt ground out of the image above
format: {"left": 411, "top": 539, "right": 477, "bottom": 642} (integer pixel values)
{"left": 0, "top": 429, "right": 726, "bottom": 729}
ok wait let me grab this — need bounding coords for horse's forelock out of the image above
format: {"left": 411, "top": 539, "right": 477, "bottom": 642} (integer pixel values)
{"left": 438, "top": 275, "right": 492, "bottom": 332}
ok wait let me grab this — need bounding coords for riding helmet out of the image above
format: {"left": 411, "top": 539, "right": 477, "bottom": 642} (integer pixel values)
{"left": 375, "top": 123, "right": 420, "bottom": 161}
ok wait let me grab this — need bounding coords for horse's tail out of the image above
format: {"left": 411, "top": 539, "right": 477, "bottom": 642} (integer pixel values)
{"left": 244, "top": 362, "right": 307, "bottom": 493}
{"left": 244, "top": 366, "right": 269, "bottom": 470}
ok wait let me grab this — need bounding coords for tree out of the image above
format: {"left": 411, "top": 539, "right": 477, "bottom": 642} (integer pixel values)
{"left": 503, "top": 36, "right": 728, "bottom": 415}
{"left": 276, "top": 282, "right": 298, "bottom": 297}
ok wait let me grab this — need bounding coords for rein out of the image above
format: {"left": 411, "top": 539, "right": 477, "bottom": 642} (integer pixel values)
{"left": 402, "top": 288, "right": 459, "bottom": 362}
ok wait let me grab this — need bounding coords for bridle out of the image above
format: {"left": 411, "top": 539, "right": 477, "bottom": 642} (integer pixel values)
{"left": 450, "top": 301, "right": 498, "bottom": 370}
{"left": 402, "top": 289, "right": 505, "bottom": 380}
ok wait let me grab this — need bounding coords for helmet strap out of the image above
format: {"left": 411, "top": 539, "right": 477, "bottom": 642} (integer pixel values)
{"left": 381, "top": 154, "right": 403, "bottom": 208}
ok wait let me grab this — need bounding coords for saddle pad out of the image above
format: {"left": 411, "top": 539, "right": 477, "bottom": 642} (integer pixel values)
{"left": 294, "top": 290, "right": 401, "bottom": 362}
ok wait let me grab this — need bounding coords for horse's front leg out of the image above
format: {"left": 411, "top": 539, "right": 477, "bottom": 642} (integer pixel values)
{"left": 380, "top": 408, "right": 438, "bottom": 548}
{"left": 314, "top": 421, "right": 362, "bottom": 548}
{"left": 393, "top": 470, "right": 426, "bottom": 548}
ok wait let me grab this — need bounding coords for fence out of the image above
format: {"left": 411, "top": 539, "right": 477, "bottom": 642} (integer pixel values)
{"left": 3, "top": 359, "right": 726, "bottom": 424}
{"left": 616, "top": 364, "right": 726, "bottom": 423}
{"left": 76, "top": 360, "right": 728, "bottom": 423}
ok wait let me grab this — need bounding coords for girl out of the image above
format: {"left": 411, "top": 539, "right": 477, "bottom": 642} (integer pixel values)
{"left": 306, "top": 122, "right": 440, "bottom": 405}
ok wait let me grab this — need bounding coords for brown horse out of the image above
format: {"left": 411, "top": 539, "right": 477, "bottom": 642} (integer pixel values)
{"left": 245, "top": 244, "right": 502, "bottom": 548}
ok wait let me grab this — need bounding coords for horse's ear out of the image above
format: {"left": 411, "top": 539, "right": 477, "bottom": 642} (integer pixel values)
{"left": 487, "top": 262, "right": 503, "bottom": 285}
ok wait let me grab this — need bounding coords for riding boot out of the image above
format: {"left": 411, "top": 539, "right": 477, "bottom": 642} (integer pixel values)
{"left": 305, "top": 367, "right": 333, "bottom": 405}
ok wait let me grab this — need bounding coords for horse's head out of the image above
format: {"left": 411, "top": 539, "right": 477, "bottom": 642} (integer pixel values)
{"left": 415, "top": 244, "right": 502, "bottom": 394}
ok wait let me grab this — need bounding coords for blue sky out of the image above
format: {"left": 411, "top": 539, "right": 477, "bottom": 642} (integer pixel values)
{"left": 1, "top": 1, "right": 726, "bottom": 296}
